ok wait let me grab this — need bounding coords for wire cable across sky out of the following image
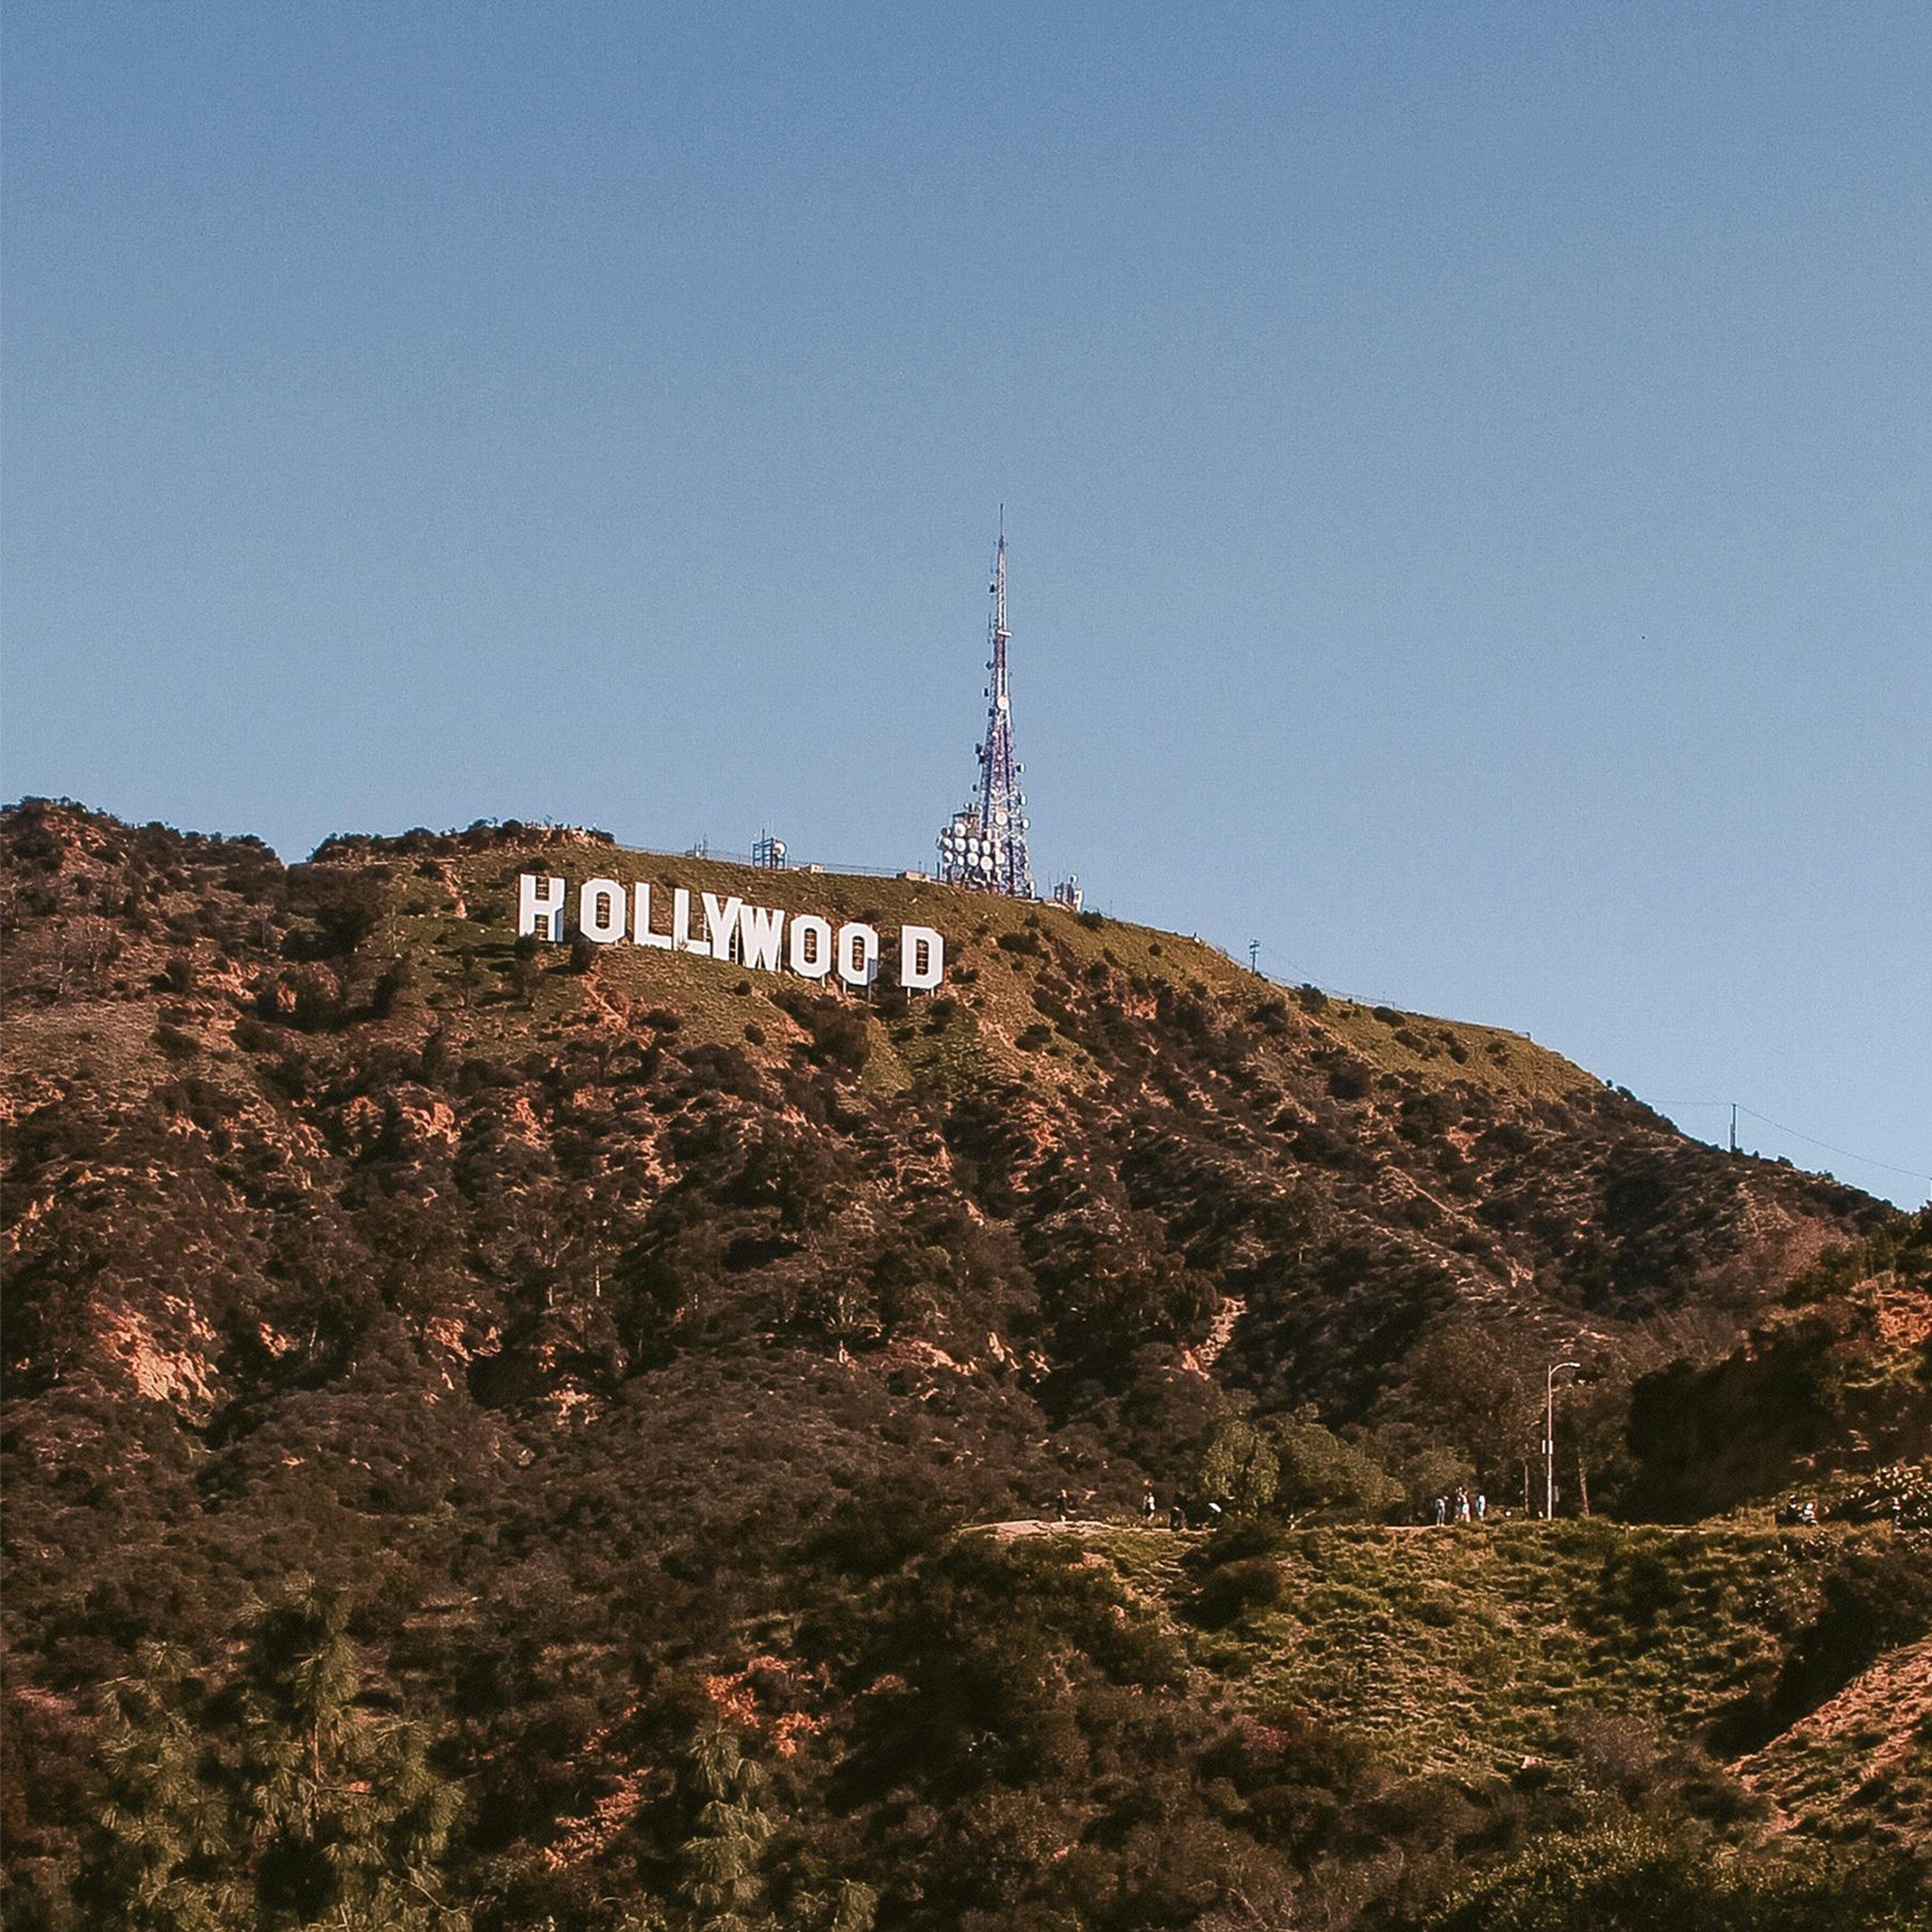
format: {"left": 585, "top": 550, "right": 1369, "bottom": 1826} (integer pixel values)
{"left": 1657, "top": 1101, "right": 1930, "bottom": 1191}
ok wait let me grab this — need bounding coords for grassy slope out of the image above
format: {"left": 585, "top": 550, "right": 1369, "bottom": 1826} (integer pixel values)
{"left": 1078, "top": 1518, "right": 1930, "bottom": 1854}
{"left": 1736, "top": 1633, "right": 1932, "bottom": 1850}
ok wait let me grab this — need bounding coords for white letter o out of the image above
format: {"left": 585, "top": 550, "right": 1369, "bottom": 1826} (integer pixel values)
{"left": 789, "top": 914, "right": 832, "bottom": 978}
{"left": 837, "top": 923, "right": 879, "bottom": 988}
{"left": 580, "top": 878, "right": 627, "bottom": 943}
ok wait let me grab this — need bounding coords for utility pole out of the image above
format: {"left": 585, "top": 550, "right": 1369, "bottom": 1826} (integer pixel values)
{"left": 1249, "top": 940, "right": 1260, "bottom": 974}
{"left": 1545, "top": 1358, "right": 1580, "bottom": 1520}
{"left": 1729, "top": 1103, "right": 1740, "bottom": 1155}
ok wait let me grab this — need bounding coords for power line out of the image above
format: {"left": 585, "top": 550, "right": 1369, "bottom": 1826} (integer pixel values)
{"left": 1242, "top": 940, "right": 1412, "bottom": 1012}
{"left": 1655, "top": 1101, "right": 1929, "bottom": 1187}
{"left": 1737, "top": 1106, "right": 1928, "bottom": 1185}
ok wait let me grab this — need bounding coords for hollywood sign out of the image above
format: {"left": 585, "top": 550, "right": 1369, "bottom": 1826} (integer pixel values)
{"left": 518, "top": 874, "right": 945, "bottom": 990}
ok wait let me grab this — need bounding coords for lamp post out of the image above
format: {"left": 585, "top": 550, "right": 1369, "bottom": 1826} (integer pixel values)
{"left": 1545, "top": 1359, "right": 1581, "bottom": 1520}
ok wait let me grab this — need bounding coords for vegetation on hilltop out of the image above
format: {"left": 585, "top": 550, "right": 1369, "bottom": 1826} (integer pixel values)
{"left": 1624, "top": 1210, "right": 1932, "bottom": 1522}
{"left": 3, "top": 798, "right": 1925, "bottom": 1929}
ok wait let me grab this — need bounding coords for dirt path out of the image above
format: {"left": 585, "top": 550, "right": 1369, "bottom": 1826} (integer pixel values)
{"left": 984, "top": 1519, "right": 1182, "bottom": 1541}
{"left": 982, "top": 1518, "right": 1482, "bottom": 1541}
{"left": 1187, "top": 1295, "right": 1247, "bottom": 1372}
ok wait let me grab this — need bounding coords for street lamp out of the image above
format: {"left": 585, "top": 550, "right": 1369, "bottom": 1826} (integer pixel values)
{"left": 1545, "top": 1359, "right": 1581, "bottom": 1520}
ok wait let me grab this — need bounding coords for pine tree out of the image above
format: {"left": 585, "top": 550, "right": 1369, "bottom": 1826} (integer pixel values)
{"left": 676, "top": 1725, "right": 772, "bottom": 1932}
{"left": 235, "top": 1584, "right": 465, "bottom": 1931}
{"left": 792, "top": 1879, "right": 877, "bottom": 1932}
{"left": 78, "top": 1587, "right": 467, "bottom": 1932}
{"left": 81, "top": 1642, "right": 231, "bottom": 1932}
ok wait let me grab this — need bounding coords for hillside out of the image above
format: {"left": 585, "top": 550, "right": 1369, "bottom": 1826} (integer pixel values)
{"left": 2, "top": 800, "right": 1878, "bottom": 1432}
{"left": 1058, "top": 1516, "right": 1932, "bottom": 1853}
{"left": 3, "top": 797, "right": 1925, "bottom": 1931}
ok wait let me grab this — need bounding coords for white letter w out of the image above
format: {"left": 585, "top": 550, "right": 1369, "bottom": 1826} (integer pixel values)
{"left": 737, "top": 904, "right": 785, "bottom": 971}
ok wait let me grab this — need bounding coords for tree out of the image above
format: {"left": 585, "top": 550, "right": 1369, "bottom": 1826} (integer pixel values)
{"left": 296, "top": 869, "right": 387, "bottom": 957}
{"left": 83, "top": 1643, "right": 230, "bottom": 1932}
{"left": 1402, "top": 1324, "right": 1540, "bottom": 1491}
{"left": 236, "top": 1586, "right": 463, "bottom": 1930}
{"left": 79, "top": 1589, "right": 467, "bottom": 1932}
{"left": 803, "top": 1881, "right": 876, "bottom": 1932}
{"left": 1199, "top": 1420, "right": 1279, "bottom": 1516}
{"left": 1270, "top": 1410, "right": 1403, "bottom": 1522}
{"left": 678, "top": 1726, "right": 772, "bottom": 1932}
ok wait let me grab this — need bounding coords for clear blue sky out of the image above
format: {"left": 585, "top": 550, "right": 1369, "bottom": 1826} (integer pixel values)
{"left": 5, "top": 3, "right": 1926, "bottom": 1206}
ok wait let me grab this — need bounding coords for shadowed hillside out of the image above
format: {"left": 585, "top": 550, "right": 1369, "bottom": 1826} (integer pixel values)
{"left": 3, "top": 798, "right": 1924, "bottom": 1931}
{"left": 1623, "top": 1210, "right": 1932, "bottom": 1521}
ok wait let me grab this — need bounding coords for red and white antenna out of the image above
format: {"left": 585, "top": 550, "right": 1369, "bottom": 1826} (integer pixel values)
{"left": 938, "top": 510, "right": 1035, "bottom": 897}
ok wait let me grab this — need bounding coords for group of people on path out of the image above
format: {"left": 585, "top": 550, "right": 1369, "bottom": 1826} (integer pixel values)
{"left": 1140, "top": 1485, "right": 1223, "bottom": 1531}
{"left": 1052, "top": 1481, "right": 1908, "bottom": 1535}
{"left": 1050, "top": 1487, "right": 1226, "bottom": 1531}
{"left": 1773, "top": 1493, "right": 1915, "bottom": 1530}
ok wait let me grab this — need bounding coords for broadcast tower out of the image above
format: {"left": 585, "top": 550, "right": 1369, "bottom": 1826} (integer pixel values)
{"left": 936, "top": 517, "right": 1035, "bottom": 897}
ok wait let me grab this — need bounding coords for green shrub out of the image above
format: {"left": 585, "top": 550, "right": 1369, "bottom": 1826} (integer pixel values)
{"left": 1409, "top": 1823, "right": 1924, "bottom": 1932}
{"left": 1191, "top": 1558, "right": 1284, "bottom": 1628}
{"left": 231, "top": 1012, "right": 275, "bottom": 1052}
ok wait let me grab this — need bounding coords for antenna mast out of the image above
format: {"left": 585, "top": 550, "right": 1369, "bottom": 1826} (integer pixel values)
{"left": 937, "top": 510, "right": 1036, "bottom": 896}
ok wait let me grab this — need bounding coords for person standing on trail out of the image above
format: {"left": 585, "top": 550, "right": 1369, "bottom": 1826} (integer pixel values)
{"left": 1433, "top": 1496, "right": 1447, "bottom": 1526}
{"left": 1454, "top": 1488, "right": 1471, "bottom": 1524}
{"left": 1056, "top": 1489, "right": 1072, "bottom": 1524}
{"left": 1142, "top": 1486, "right": 1158, "bottom": 1524}
{"left": 1474, "top": 1493, "right": 1487, "bottom": 1524}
